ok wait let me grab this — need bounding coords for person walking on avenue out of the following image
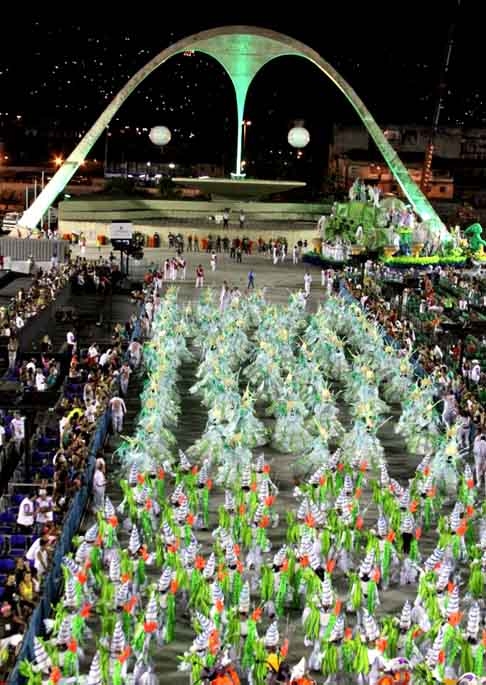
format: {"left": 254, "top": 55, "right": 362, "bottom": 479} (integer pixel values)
{"left": 119, "top": 361, "right": 132, "bottom": 397}
{"left": 272, "top": 244, "right": 279, "bottom": 265}
{"left": 239, "top": 209, "right": 245, "bottom": 229}
{"left": 92, "top": 458, "right": 106, "bottom": 512}
{"left": 292, "top": 245, "right": 299, "bottom": 265}
{"left": 8, "top": 336, "right": 18, "bottom": 372}
{"left": 223, "top": 209, "right": 229, "bottom": 228}
{"left": 195, "top": 264, "right": 204, "bottom": 288}
{"left": 179, "top": 257, "right": 187, "bottom": 280}
{"left": 210, "top": 251, "right": 217, "bottom": 272}
{"left": 474, "top": 432, "right": 486, "bottom": 490}
{"left": 247, "top": 269, "right": 255, "bottom": 289}
{"left": 109, "top": 395, "right": 127, "bottom": 434}
{"left": 220, "top": 281, "right": 230, "bottom": 312}
{"left": 128, "top": 338, "right": 142, "bottom": 369}
{"left": 304, "top": 270, "right": 312, "bottom": 295}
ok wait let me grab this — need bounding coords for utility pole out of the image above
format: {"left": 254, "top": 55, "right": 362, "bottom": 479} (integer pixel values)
{"left": 41, "top": 171, "right": 45, "bottom": 229}
{"left": 420, "top": 0, "right": 461, "bottom": 194}
{"left": 104, "top": 127, "right": 109, "bottom": 177}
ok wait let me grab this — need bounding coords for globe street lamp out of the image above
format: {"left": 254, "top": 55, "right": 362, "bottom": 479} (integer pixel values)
{"left": 288, "top": 126, "right": 310, "bottom": 149}
{"left": 149, "top": 126, "right": 172, "bottom": 146}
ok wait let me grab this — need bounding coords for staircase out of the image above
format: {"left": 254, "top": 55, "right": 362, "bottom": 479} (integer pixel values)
{"left": 104, "top": 371, "right": 145, "bottom": 494}
{"left": 51, "top": 291, "right": 139, "bottom": 354}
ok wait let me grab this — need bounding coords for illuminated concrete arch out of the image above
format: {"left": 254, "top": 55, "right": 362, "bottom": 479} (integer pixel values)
{"left": 20, "top": 25, "right": 446, "bottom": 235}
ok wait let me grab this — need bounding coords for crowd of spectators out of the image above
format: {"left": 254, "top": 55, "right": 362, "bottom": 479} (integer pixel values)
{"left": 0, "top": 265, "right": 70, "bottom": 366}
{"left": 344, "top": 265, "right": 486, "bottom": 446}
{"left": 68, "top": 256, "right": 123, "bottom": 295}
{"left": 0, "top": 300, "right": 143, "bottom": 671}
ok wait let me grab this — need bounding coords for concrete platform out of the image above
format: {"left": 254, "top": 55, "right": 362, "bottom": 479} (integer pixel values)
{"left": 73, "top": 245, "right": 325, "bottom": 307}
{"left": 76, "top": 258, "right": 432, "bottom": 683}
{"left": 172, "top": 176, "right": 306, "bottom": 200}
{"left": 58, "top": 197, "right": 329, "bottom": 246}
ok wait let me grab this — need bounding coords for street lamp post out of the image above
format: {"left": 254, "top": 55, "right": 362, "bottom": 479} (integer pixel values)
{"left": 241, "top": 120, "right": 252, "bottom": 172}
{"left": 242, "top": 119, "right": 252, "bottom": 147}
{"left": 25, "top": 170, "right": 47, "bottom": 214}
{"left": 104, "top": 127, "right": 110, "bottom": 176}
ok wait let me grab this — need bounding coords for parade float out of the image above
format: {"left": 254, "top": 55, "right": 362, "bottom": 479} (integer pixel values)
{"left": 311, "top": 179, "right": 486, "bottom": 269}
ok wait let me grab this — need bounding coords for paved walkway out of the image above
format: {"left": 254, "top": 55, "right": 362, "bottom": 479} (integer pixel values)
{"left": 74, "top": 272, "right": 431, "bottom": 683}
{"left": 74, "top": 246, "right": 326, "bottom": 309}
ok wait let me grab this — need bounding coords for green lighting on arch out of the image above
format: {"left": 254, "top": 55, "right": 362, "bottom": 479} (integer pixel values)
{"left": 19, "top": 26, "right": 447, "bottom": 238}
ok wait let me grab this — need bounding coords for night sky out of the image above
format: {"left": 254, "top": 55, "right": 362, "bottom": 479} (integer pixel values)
{"left": 0, "top": 2, "right": 480, "bottom": 171}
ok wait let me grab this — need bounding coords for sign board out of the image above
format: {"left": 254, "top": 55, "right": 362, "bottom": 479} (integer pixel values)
{"left": 109, "top": 222, "right": 133, "bottom": 240}
{"left": 15, "top": 261, "right": 33, "bottom": 275}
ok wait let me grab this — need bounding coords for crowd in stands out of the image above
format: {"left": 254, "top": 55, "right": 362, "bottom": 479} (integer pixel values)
{"left": 14, "top": 350, "right": 60, "bottom": 393}
{"left": 68, "top": 256, "right": 123, "bottom": 295}
{"left": 0, "top": 299, "right": 144, "bottom": 673}
{"left": 0, "top": 265, "right": 70, "bottom": 350}
{"left": 344, "top": 265, "right": 486, "bottom": 448}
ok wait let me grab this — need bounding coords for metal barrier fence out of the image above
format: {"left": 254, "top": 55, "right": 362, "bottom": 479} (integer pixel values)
{"left": 0, "top": 239, "right": 68, "bottom": 263}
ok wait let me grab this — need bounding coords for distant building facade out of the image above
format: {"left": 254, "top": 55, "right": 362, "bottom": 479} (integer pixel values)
{"left": 332, "top": 157, "right": 454, "bottom": 200}
{"left": 331, "top": 124, "right": 486, "bottom": 161}
{"left": 329, "top": 124, "right": 486, "bottom": 201}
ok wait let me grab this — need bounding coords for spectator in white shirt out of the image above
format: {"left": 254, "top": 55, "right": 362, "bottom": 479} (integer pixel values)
{"left": 35, "top": 369, "right": 47, "bottom": 391}
{"left": 35, "top": 489, "right": 54, "bottom": 530}
{"left": 99, "top": 349, "right": 111, "bottom": 369}
{"left": 66, "top": 330, "right": 76, "bottom": 356}
{"left": 0, "top": 421, "right": 5, "bottom": 459}
{"left": 34, "top": 539, "right": 49, "bottom": 577}
{"left": 10, "top": 414, "right": 25, "bottom": 455}
{"left": 87, "top": 344, "right": 99, "bottom": 366}
{"left": 470, "top": 360, "right": 481, "bottom": 384}
{"left": 17, "top": 495, "right": 35, "bottom": 530}
{"left": 59, "top": 415, "right": 69, "bottom": 438}
{"left": 25, "top": 537, "right": 41, "bottom": 564}
{"left": 85, "top": 400, "right": 98, "bottom": 424}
